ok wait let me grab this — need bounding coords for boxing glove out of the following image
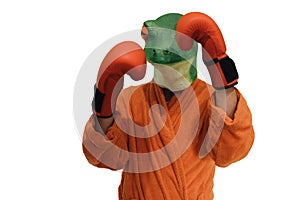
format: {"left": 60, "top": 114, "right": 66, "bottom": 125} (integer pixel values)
{"left": 176, "top": 12, "right": 238, "bottom": 89}
{"left": 92, "top": 41, "right": 147, "bottom": 118}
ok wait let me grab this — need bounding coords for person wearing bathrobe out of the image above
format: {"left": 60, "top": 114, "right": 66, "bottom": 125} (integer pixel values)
{"left": 82, "top": 12, "right": 255, "bottom": 200}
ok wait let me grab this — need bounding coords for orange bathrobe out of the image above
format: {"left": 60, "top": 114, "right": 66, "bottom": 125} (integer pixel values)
{"left": 82, "top": 78, "right": 255, "bottom": 200}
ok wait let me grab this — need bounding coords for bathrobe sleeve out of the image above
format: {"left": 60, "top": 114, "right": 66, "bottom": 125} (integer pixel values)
{"left": 209, "top": 89, "right": 255, "bottom": 167}
{"left": 82, "top": 91, "right": 130, "bottom": 170}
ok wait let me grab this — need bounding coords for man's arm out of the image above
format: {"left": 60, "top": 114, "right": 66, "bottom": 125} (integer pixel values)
{"left": 82, "top": 115, "right": 129, "bottom": 170}
{"left": 91, "top": 41, "right": 146, "bottom": 134}
{"left": 209, "top": 89, "right": 254, "bottom": 167}
{"left": 82, "top": 41, "right": 146, "bottom": 169}
{"left": 175, "top": 12, "right": 239, "bottom": 119}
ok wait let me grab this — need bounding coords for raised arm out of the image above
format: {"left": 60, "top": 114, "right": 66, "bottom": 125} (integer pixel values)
{"left": 176, "top": 12, "right": 254, "bottom": 166}
{"left": 92, "top": 41, "right": 146, "bottom": 134}
{"left": 176, "top": 12, "right": 239, "bottom": 118}
{"left": 82, "top": 41, "right": 146, "bottom": 169}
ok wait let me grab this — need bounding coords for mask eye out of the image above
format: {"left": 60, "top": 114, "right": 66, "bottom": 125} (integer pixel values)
{"left": 141, "top": 25, "right": 148, "bottom": 41}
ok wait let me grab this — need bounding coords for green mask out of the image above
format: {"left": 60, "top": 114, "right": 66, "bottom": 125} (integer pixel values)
{"left": 142, "top": 13, "right": 198, "bottom": 91}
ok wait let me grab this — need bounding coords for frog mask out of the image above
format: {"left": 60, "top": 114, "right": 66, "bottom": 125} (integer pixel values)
{"left": 141, "top": 13, "right": 198, "bottom": 91}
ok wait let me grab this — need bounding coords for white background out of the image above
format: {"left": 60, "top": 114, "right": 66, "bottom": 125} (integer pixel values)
{"left": 1, "top": 0, "right": 300, "bottom": 199}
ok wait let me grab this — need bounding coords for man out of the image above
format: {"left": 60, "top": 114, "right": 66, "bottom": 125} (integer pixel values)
{"left": 82, "top": 12, "right": 254, "bottom": 200}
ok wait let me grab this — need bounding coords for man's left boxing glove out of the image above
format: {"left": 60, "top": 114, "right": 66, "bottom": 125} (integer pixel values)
{"left": 92, "top": 41, "right": 147, "bottom": 118}
{"left": 176, "top": 12, "right": 238, "bottom": 89}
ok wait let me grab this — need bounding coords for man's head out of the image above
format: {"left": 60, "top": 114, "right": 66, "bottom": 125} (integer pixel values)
{"left": 141, "top": 13, "right": 198, "bottom": 91}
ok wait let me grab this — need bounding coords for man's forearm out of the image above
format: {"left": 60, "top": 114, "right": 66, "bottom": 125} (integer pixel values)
{"left": 94, "top": 115, "right": 114, "bottom": 134}
{"left": 214, "top": 87, "right": 238, "bottom": 119}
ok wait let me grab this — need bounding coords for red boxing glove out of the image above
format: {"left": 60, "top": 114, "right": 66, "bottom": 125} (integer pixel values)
{"left": 176, "top": 12, "right": 238, "bottom": 89}
{"left": 92, "top": 41, "right": 147, "bottom": 118}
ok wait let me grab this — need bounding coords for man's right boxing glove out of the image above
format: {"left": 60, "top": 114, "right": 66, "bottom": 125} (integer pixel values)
{"left": 176, "top": 12, "right": 239, "bottom": 89}
{"left": 92, "top": 41, "right": 147, "bottom": 118}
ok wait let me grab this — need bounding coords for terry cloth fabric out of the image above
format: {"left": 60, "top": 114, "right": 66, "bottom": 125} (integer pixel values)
{"left": 82, "top": 78, "right": 255, "bottom": 200}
